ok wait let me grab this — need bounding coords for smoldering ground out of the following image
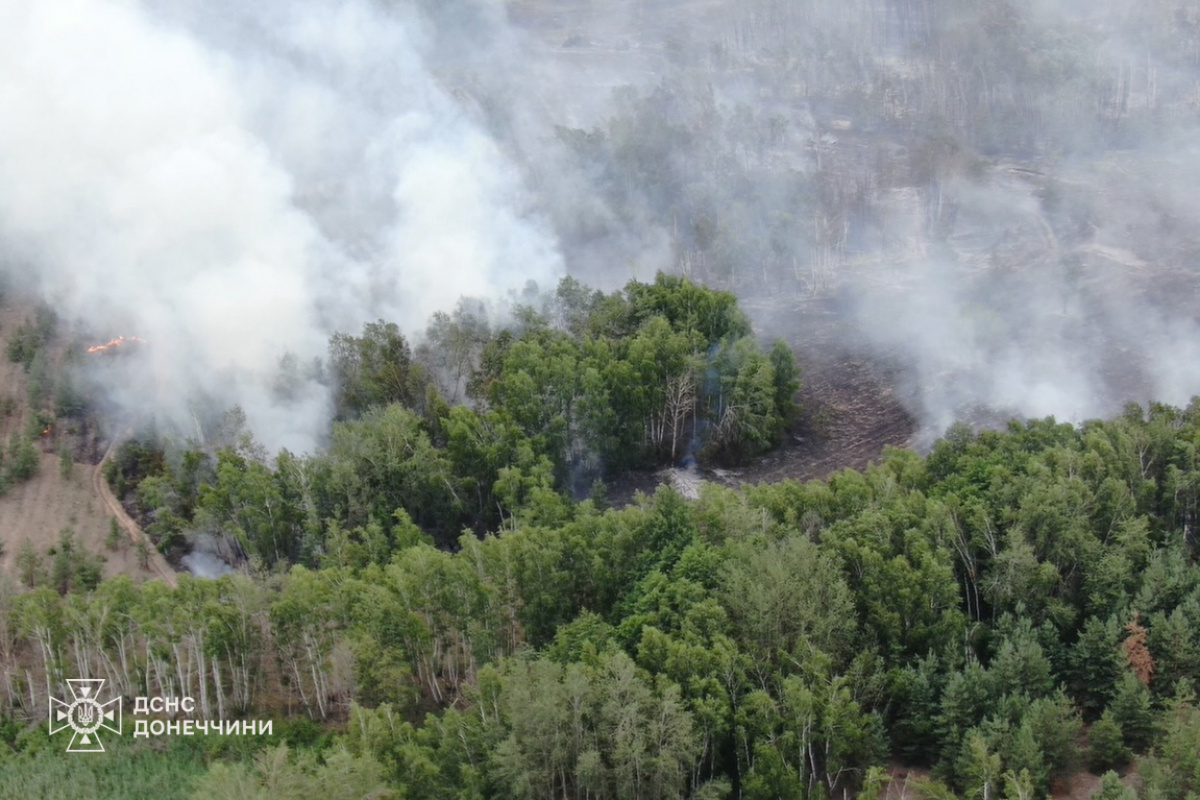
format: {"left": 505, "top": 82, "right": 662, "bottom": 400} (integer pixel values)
{"left": 509, "top": 0, "right": 1200, "bottom": 442}
{"left": 4, "top": 0, "right": 1200, "bottom": 453}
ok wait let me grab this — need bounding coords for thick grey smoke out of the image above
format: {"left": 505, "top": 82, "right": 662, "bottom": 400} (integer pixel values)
{"left": 490, "top": 0, "right": 1200, "bottom": 443}
{"left": 0, "top": 0, "right": 567, "bottom": 452}
{"left": 4, "top": 0, "right": 1200, "bottom": 456}
{"left": 847, "top": 111, "right": 1200, "bottom": 438}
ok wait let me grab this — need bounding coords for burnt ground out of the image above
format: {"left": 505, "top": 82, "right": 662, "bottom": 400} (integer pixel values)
{"left": 607, "top": 244, "right": 1200, "bottom": 509}
{"left": 721, "top": 295, "right": 917, "bottom": 486}
{"left": 0, "top": 302, "right": 162, "bottom": 584}
{"left": 740, "top": 351, "right": 914, "bottom": 484}
{"left": 605, "top": 296, "right": 917, "bottom": 507}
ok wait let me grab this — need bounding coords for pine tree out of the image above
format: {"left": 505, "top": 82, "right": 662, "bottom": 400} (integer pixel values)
{"left": 16, "top": 539, "right": 45, "bottom": 587}
{"left": 1087, "top": 711, "right": 1130, "bottom": 773}
{"left": 105, "top": 517, "right": 123, "bottom": 551}
{"left": 135, "top": 539, "right": 150, "bottom": 571}
{"left": 1069, "top": 615, "right": 1124, "bottom": 720}
{"left": 1093, "top": 771, "right": 1136, "bottom": 800}
{"left": 5, "top": 432, "right": 37, "bottom": 483}
{"left": 1110, "top": 672, "right": 1158, "bottom": 753}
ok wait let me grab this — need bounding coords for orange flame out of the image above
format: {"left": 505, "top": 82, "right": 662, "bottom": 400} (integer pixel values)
{"left": 87, "top": 335, "right": 146, "bottom": 354}
{"left": 41, "top": 425, "right": 52, "bottom": 436}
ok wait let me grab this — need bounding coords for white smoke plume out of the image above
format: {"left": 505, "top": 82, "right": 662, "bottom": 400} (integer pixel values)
{"left": 5, "top": 0, "right": 1200, "bottom": 459}
{"left": 181, "top": 534, "right": 233, "bottom": 580}
{"left": 0, "top": 0, "right": 565, "bottom": 453}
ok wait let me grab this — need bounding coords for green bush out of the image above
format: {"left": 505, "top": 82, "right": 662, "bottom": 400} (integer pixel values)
{"left": 5, "top": 433, "right": 37, "bottom": 484}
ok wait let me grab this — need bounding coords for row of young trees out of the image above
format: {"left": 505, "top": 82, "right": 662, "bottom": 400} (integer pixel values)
{"left": 6, "top": 400, "right": 1200, "bottom": 797}
{"left": 0, "top": 296, "right": 97, "bottom": 503}
{"left": 0, "top": 305, "right": 61, "bottom": 495}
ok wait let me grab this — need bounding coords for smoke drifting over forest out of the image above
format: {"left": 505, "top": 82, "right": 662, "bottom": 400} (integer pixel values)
{"left": 3, "top": 0, "right": 1200, "bottom": 450}
{"left": 0, "top": 0, "right": 567, "bottom": 451}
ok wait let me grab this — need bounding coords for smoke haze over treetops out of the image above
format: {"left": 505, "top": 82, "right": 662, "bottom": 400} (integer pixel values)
{"left": 3, "top": 0, "right": 1200, "bottom": 453}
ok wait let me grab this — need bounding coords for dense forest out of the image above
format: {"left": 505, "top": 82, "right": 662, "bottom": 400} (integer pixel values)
{"left": 95, "top": 274, "right": 799, "bottom": 566}
{"left": 2, "top": 276, "right": 1200, "bottom": 798}
{"left": 3, "top": 0, "right": 1200, "bottom": 797}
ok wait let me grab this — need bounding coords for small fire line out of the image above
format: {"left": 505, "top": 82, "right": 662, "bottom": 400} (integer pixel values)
{"left": 86, "top": 335, "right": 146, "bottom": 354}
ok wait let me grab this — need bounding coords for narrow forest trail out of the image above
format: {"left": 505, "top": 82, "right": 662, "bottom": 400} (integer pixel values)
{"left": 93, "top": 435, "right": 177, "bottom": 588}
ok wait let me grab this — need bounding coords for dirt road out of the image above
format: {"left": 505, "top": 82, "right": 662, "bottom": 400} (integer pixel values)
{"left": 92, "top": 436, "right": 177, "bottom": 587}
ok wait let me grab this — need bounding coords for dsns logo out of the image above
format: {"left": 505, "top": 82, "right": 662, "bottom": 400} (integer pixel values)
{"left": 49, "top": 679, "right": 122, "bottom": 752}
